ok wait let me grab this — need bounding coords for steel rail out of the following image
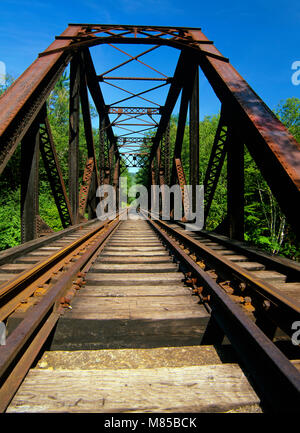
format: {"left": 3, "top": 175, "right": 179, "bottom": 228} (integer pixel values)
{"left": 0, "top": 211, "right": 127, "bottom": 321}
{"left": 186, "top": 226, "right": 300, "bottom": 280}
{"left": 0, "top": 212, "right": 124, "bottom": 412}
{"left": 0, "top": 219, "right": 110, "bottom": 306}
{"left": 142, "top": 212, "right": 300, "bottom": 412}
{"left": 149, "top": 218, "right": 300, "bottom": 338}
{"left": 0, "top": 223, "right": 109, "bottom": 322}
{"left": 0, "top": 218, "right": 99, "bottom": 267}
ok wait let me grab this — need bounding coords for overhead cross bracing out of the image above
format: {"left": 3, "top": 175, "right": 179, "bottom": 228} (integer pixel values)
{"left": 0, "top": 24, "right": 299, "bottom": 242}
{"left": 40, "top": 23, "right": 228, "bottom": 172}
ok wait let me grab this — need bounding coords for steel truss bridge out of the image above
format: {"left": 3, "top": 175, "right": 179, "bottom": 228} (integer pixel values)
{"left": 0, "top": 24, "right": 300, "bottom": 414}
{"left": 0, "top": 24, "right": 299, "bottom": 242}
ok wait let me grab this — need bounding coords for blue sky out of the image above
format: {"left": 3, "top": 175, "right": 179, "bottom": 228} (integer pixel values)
{"left": 0, "top": 0, "right": 299, "bottom": 119}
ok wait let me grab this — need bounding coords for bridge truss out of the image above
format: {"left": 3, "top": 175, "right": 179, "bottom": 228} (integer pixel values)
{"left": 0, "top": 24, "right": 299, "bottom": 242}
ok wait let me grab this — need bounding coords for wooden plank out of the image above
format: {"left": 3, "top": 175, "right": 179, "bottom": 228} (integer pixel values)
{"left": 27, "top": 251, "right": 56, "bottom": 257}
{"left": 36, "top": 346, "right": 227, "bottom": 370}
{"left": 107, "top": 233, "right": 154, "bottom": 237}
{"left": 15, "top": 257, "right": 40, "bottom": 264}
{"left": 108, "top": 241, "right": 162, "bottom": 246}
{"left": 77, "top": 285, "right": 192, "bottom": 297}
{"left": 86, "top": 272, "right": 184, "bottom": 285}
{"left": 0, "top": 274, "right": 15, "bottom": 282}
{"left": 50, "top": 315, "right": 210, "bottom": 350}
{"left": 0, "top": 264, "right": 29, "bottom": 273}
{"left": 7, "top": 364, "right": 260, "bottom": 413}
{"left": 66, "top": 295, "right": 205, "bottom": 320}
{"left": 215, "top": 250, "right": 238, "bottom": 255}
{"left": 199, "top": 230, "right": 300, "bottom": 277}
{"left": 272, "top": 283, "right": 300, "bottom": 302}
{"left": 272, "top": 283, "right": 300, "bottom": 292}
{"left": 224, "top": 255, "right": 249, "bottom": 262}
{"left": 237, "top": 262, "right": 265, "bottom": 271}
{"left": 104, "top": 246, "right": 166, "bottom": 251}
{"left": 98, "top": 256, "right": 172, "bottom": 263}
{"left": 90, "top": 263, "right": 178, "bottom": 273}
{"left": 249, "top": 270, "right": 286, "bottom": 283}
{"left": 101, "top": 251, "right": 169, "bottom": 257}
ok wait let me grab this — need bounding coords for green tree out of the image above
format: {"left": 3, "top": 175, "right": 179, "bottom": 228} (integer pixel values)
{"left": 275, "top": 97, "right": 300, "bottom": 143}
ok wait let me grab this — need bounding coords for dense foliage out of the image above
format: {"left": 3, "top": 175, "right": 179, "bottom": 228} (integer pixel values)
{"left": 0, "top": 74, "right": 299, "bottom": 260}
{"left": 0, "top": 74, "right": 131, "bottom": 249}
{"left": 135, "top": 100, "right": 300, "bottom": 260}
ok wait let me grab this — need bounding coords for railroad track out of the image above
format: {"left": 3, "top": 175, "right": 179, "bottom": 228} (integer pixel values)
{"left": 1, "top": 209, "right": 300, "bottom": 413}
{"left": 154, "top": 218, "right": 300, "bottom": 339}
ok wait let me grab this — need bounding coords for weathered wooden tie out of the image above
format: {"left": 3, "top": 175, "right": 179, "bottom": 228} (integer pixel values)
{"left": 7, "top": 219, "right": 261, "bottom": 413}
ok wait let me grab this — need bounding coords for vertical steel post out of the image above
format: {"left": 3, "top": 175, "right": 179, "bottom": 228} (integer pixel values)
{"left": 171, "top": 62, "right": 196, "bottom": 186}
{"left": 20, "top": 119, "right": 40, "bottom": 243}
{"left": 189, "top": 65, "right": 199, "bottom": 213}
{"left": 88, "top": 171, "right": 97, "bottom": 219}
{"left": 227, "top": 127, "right": 244, "bottom": 240}
{"left": 68, "top": 54, "right": 80, "bottom": 224}
{"left": 108, "top": 145, "right": 115, "bottom": 185}
{"left": 164, "top": 122, "right": 171, "bottom": 185}
{"left": 113, "top": 155, "right": 120, "bottom": 212}
{"left": 99, "top": 116, "right": 106, "bottom": 185}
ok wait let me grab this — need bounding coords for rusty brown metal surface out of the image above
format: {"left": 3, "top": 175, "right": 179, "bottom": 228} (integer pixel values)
{"left": 0, "top": 25, "right": 81, "bottom": 136}
{"left": 187, "top": 29, "right": 300, "bottom": 236}
{"left": 0, "top": 25, "right": 83, "bottom": 175}
{"left": 188, "top": 29, "right": 300, "bottom": 186}
{"left": 0, "top": 311, "right": 59, "bottom": 413}
{"left": 40, "top": 115, "right": 74, "bottom": 227}
{"left": 174, "top": 158, "right": 189, "bottom": 218}
{"left": 78, "top": 157, "right": 95, "bottom": 218}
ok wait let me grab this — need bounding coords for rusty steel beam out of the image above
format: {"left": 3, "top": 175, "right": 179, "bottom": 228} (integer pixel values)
{"left": 159, "top": 122, "right": 171, "bottom": 185}
{"left": 174, "top": 158, "right": 190, "bottom": 219}
{"left": 117, "top": 137, "right": 153, "bottom": 143}
{"left": 98, "top": 45, "right": 161, "bottom": 78}
{"left": 20, "top": 118, "right": 40, "bottom": 243}
{"left": 99, "top": 116, "right": 109, "bottom": 185}
{"left": 79, "top": 53, "right": 100, "bottom": 187}
{"left": 79, "top": 157, "right": 94, "bottom": 219}
{"left": 36, "top": 215, "right": 54, "bottom": 237}
{"left": 170, "top": 60, "right": 197, "bottom": 187}
{"left": 0, "top": 25, "right": 83, "bottom": 175}
{"left": 112, "top": 156, "right": 120, "bottom": 212}
{"left": 109, "top": 107, "right": 161, "bottom": 115}
{"left": 108, "top": 81, "right": 166, "bottom": 107}
{"left": 188, "top": 29, "right": 300, "bottom": 238}
{"left": 101, "top": 76, "right": 170, "bottom": 81}
{"left": 39, "top": 114, "right": 74, "bottom": 227}
{"left": 87, "top": 171, "right": 97, "bottom": 219}
{"left": 189, "top": 65, "right": 199, "bottom": 213}
{"left": 40, "top": 34, "right": 225, "bottom": 62}
{"left": 82, "top": 48, "right": 118, "bottom": 155}
{"left": 68, "top": 55, "right": 81, "bottom": 225}
{"left": 203, "top": 109, "right": 228, "bottom": 223}
{"left": 150, "top": 50, "right": 195, "bottom": 162}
